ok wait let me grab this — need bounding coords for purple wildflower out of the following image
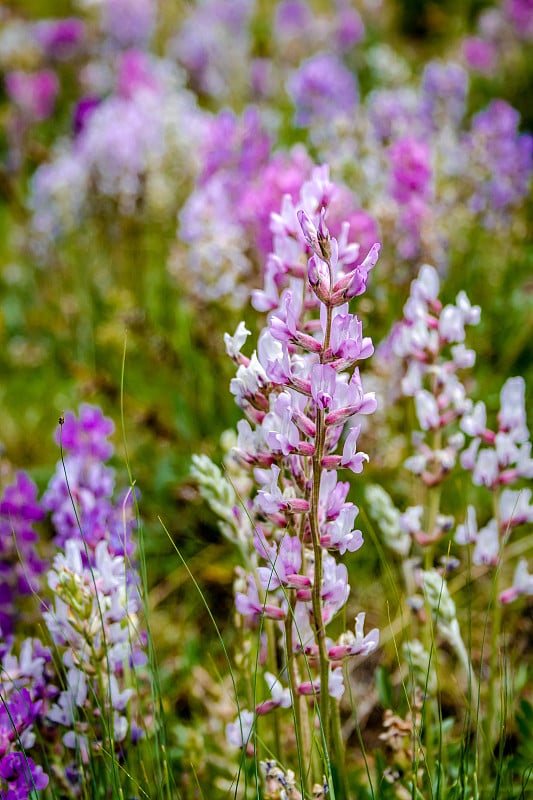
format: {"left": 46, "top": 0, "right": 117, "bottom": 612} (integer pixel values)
{"left": 33, "top": 17, "right": 85, "bottom": 60}
{"left": 0, "top": 473, "right": 46, "bottom": 639}
{"left": 43, "top": 405, "right": 137, "bottom": 559}
{"left": 462, "top": 36, "right": 496, "bottom": 75}
{"left": 504, "top": 0, "right": 533, "bottom": 39}
{"left": 463, "top": 100, "right": 533, "bottom": 227}
{"left": 0, "top": 752, "right": 48, "bottom": 798}
{"left": 56, "top": 404, "right": 115, "bottom": 461}
{"left": 72, "top": 96, "right": 101, "bottom": 137}
{"left": 5, "top": 70, "right": 59, "bottom": 122}
{"left": 101, "top": 0, "right": 157, "bottom": 49}
{"left": 218, "top": 165, "right": 380, "bottom": 743}
{"left": 287, "top": 52, "right": 358, "bottom": 127}
{"left": 421, "top": 61, "right": 468, "bottom": 128}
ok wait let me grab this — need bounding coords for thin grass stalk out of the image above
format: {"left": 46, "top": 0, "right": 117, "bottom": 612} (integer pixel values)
{"left": 58, "top": 427, "right": 126, "bottom": 798}
{"left": 158, "top": 517, "right": 254, "bottom": 798}
{"left": 120, "top": 337, "right": 174, "bottom": 800}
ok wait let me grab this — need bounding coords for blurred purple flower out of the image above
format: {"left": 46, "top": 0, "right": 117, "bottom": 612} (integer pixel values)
{"left": 33, "top": 17, "right": 85, "bottom": 60}
{"left": 101, "top": 0, "right": 156, "bottom": 49}
{"left": 72, "top": 96, "right": 101, "bottom": 137}
{"left": 504, "top": 0, "right": 533, "bottom": 39}
{"left": 0, "top": 752, "right": 48, "bottom": 797}
{"left": 5, "top": 70, "right": 59, "bottom": 122}
{"left": 56, "top": 403, "right": 115, "bottom": 461}
{"left": 115, "top": 50, "right": 161, "bottom": 99}
{"left": 287, "top": 52, "right": 358, "bottom": 127}
{"left": 421, "top": 61, "right": 468, "bottom": 127}
{"left": 462, "top": 36, "right": 496, "bottom": 75}
{"left": 0, "top": 473, "right": 46, "bottom": 638}
{"left": 464, "top": 100, "right": 533, "bottom": 224}
{"left": 335, "top": 4, "right": 365, "bottom": 50}
{"left": 389, "top": 137, "right": 432, "bottom": 204}
{"left": 226, "top": 709, "right": 254, "bottom": 749}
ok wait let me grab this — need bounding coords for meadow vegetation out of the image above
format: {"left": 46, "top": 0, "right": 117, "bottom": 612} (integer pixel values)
{"left": 0, "top": 1, "right": 532, "bottom": 798}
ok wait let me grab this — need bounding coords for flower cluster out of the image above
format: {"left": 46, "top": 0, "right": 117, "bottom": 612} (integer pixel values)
{"left": 461, "top": 0, "right": 533, "bottom": 78}
{"left": 456, "top": 376, "right": 533, "bottom": 574}
{"left": 387, "top": 136, "right": 433, "bottom": 260}
{"left": 30, "top": 53, "right": 206, "bottom": 247}
{"left": 169, "top": 0, "right": 256, "bottom": 100}
{"left": 178, "top": 106, "right": 377, "bottom": 307}
{"left": 4, "top": 69, "right": 59, "bottom": 122}
{"left": 0, "top": 639, "right": 55, "bottom": 799}
{"left": 40, "top": 405, "right": 146, "bottom": 767}
{"left": 287, "top": 51, "right": 358, "bottom": 128}
{"left": 42, "top": 404, "right": 136, "bottom": 558}
{"left": 176, "top": 107, "right": 309, "bottom": 306}
{"left": 379, "top": 264, "right": 480, "bottom": 496}
{"left": 43, "top": 536, "right": 145, "bottom": 760}
{"left": 463, "top": 100, "right": 533, "bottom": 228}
{"left": 0, "top": 405, "right": 147, "bottom": 797}
{"left": 219, "top": 165, "right": 380, "bottom": 770}
{"left": 312, "top": 56, "right": 531, "bottom": 270}
{"left": 0, "top": 472, "right": 46, "bottom": 642}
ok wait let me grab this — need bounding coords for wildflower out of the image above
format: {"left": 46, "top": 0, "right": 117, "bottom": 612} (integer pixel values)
{"left": 226, "top": 709, "right": 254, "bottom": 749}
{"left": 462, "top": 37, "right": 496, "bottom": 75}
{"left": 463, "top": 101, "right": 533, "bottom": 227}
{"left": 101, "top": 0, "right": 157, "bottom": 49}
{"left": 5, "top": 69, "right": 59, "bottom": 121}
{"left": 0, "top": 472, "right": 46, "bottom": 639}
{"left": 261, "top": 759, "right": 302, "bottom": 800}
{"left": 0, "top": 752, "right": 48, "bottom": 797}
{"left": 33, "top": 17, "right": 85, "bottom": 61}
{"left": 256, "top": 672, "right": 292, "bottom": 715}
{"left": 235, "top": 573, "right": 286, "bottom": 621}
{"left": 287, "top": 52, "right": 358, "bottom": 127}
{"left": 257, "top": 535, "right": 303, "bottom": 590}
{"left": 43, "top": 535, "right": 145, "bottom": 756}
{"left": 500, "top": 559, "right": 533, "bottom": 603}
{"left": 298, "top": 666, "right": 345, "bottom": 699}
{"left": 378, "top": 263, "right": 479, "bottom": 488}
{"left": 43, "top": 406, "right": 137, "bottom": 558}
{"left": 328, "top": 613, "right": 379, "bottom": 660}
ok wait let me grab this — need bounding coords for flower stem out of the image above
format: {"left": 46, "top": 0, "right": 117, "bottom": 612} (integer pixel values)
{"left": 267, "top": 617, "right": 282, "bottom": 760}
{"left": 309, "top": 405, "right": 330, "bottom": 762}
{"left": 285, "top": 604, "right": 310, "bottom": 796}
{"left": 330, "top": 695, "right": 349, "bottom": 798}
{"left": 484, "top": 487, "right": 503, "bottom": 777}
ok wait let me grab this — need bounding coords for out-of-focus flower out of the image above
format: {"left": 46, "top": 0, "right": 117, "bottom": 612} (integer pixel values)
{"left": 5, "top": 69, "right": 59, "bottom": 121}
{"left": 0, "top": 472, "right": 46, "bottom": 639}
{"left": 462, "top": 36, "right": 496, "bottom": 75}
{"left": 287, "top": 51, "right": 358, "bottom": 127}
{"left": 504, "top": 0, "right": 533, "bottom": 39}
{"left": 101, "top": 0, "right": 157, "bottom": 49}
{"left": 33, "top": 17, "right": 85, "bottom": 60}
{"left": 226, "top": 709, "right": 254, "bottom": 749}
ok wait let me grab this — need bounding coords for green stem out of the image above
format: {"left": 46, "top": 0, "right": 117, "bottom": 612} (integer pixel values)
{"left": 307, "top": 294, "right": 334, "bottom": 776}
{"left": 285, "top": 605, "right": 310, "bottom": 796}
{"left": 266, "top": 617, "right": 282, "bottom": 762}
{"left": 309, "top": 405, "right": 330, "bottom": 761}
{"left": 330, "top": 696, "right": 349, "bottom": 799}
{"left": 485, "top": 488, "right": 503, "bottom": 774}
{"left": 453, "top": 630, "right": 479, "bottom": 720}
{"left": 422, "top": 471, "right": 441, "bottom": 789}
